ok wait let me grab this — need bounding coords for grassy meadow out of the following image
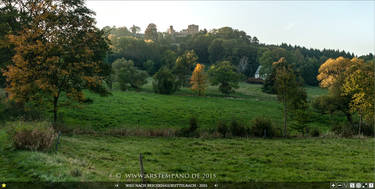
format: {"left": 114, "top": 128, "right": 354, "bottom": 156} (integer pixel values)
{"left": 0, "top": 130, "right": 374, "bottom": 182}
{"left": 59, "top": 80, "right": 331, "bottom": 133}
{"left": 1, "top": 80, "right": 373, "bottom": 183}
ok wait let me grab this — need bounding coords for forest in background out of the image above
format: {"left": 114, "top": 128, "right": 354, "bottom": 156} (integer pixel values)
{"left": 102, "top": 24, "right": 374, "bottom": 87}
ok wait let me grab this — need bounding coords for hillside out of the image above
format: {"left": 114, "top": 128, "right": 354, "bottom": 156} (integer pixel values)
{"left": 59, "top": 81, "right": 330, "bottom": 133}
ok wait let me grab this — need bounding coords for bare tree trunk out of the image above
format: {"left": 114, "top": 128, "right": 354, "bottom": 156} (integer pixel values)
{"left": 359, "top": 114, "right": 362, "bottom": 135}
{"left": 53, "top": 96, "right": 59, "bottom": 124}
{"left": 283, "top": 97, "right": 287, "bottom": 138}
{"left": 345, "top": 112, "right": 353, "bottom": 125}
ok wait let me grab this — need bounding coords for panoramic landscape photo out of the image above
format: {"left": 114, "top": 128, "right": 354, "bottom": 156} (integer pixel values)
{"left": 0, "top": 0, "right": 374, "bottom": 188}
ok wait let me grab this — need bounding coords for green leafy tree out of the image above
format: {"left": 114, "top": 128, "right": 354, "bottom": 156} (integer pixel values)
{"left": 173, "top": 50, "right": 198, "bottom": 88}
{"left": 188, "top": 34, "right": 212, "bottom": 64}
{"left": 143, "top": 59, "right": 155, "bottom": 75}
{"left": 153, "top": 67, "right": 177, "bottom": 94}
{"left": 300, "top": 57, "right": 320, "bottom": 86}
{"left": 274, "top": 58, "right": 306, "bottom": 137}
{"left": 112, "top": 58, "right": 148, "bottom": 91}
{"left": 2, "top": 0, "right": 110, "bottom": 123}
{"left": 161, "top": 50, "right": 177, "bottom": 69}
{"left": 208, "top": 61, "right": 241, "bottom": 95}
{"left": 259, "top": 48, "right": 292, "bottom": 76}
{"left": 289, "top": 86, "right": 309, "bottom": 136}
{"left": 208, "top": 39, "right": 225, "bottom": 63}
{"left": 261, "top": 48, "right": 297, "bottom": 94}
{"left": 252, "top": 37, "right": 259, "bottom": 44}
{"left": 312, "top": 95, "right": 340, "bottom": 117}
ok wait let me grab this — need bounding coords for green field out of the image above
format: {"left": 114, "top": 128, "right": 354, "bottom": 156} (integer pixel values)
{"left": 0, "top": 130, "right": 374, "bottom": 182}
{"left": 1, "top": 81, "right": 372, "bottom": 183}
{"left": 60, "top": 81, "right": 330, "bottom": 133}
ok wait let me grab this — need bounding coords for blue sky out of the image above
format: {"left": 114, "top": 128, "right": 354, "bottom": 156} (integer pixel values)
{"left": 86, "top": 1, "right": 374, "bottom": 56}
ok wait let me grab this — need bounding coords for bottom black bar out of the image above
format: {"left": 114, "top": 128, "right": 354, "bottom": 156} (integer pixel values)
{"left": 0, "top": 182, "right": 349, "bottom": 189}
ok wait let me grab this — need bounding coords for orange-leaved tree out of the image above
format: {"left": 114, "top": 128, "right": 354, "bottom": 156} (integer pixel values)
{"left": 342, "top": 59, "right": 374, "bottom": 134}
{"left": 316, "top": 56, "right": 357, "bottom": 124}
{"left": 2, "top": 0, "right": 110, "bottom": 123}
{"left": 190, "top": 63, "right": 207, "bottom": 96}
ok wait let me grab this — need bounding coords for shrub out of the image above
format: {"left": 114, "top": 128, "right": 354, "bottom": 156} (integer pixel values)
{"left": 153, "top": 67, "right": 178, "bottom": 94}
{"left": 246, "top": 77, "right": 264, "bottom": 84}
{"left": 71, "top": 168, "right": 82, "bottom": 177}
{"left": 189, "top": 117, "right": 198, "bottom": 132}
{"left": 229, "top": 120, "right": 247, "bottom": 137}
{"left": 251, "top": 117, "right": 274, "bottom": 138}
{"left": 310, "top": 128, "right": 320, "bottom": 137}
{"left": 361, "top": 123, "right": 374, "bottom": 137}
{"left": 81, "top": 98, "right": 94, "bottom": 104}
{"left": 0, "top": 97, "right": 5, "bottom": 123}
{"left": 7, "top": 122, "right": 57, "bottom": 151}
{"left": 311, "top": 95, "right": 337, "bottom": 115}
{"left": 1, "top": 100, "right": 46, "bottom": 121}
{"left": 331, "top": 122, "right": 355, "bottom": 138}
{"left": 216, "top": 121, "right": 228, "bottom": 137}
{"left": 176, "top": 117, "right": 199, "bottom": 137}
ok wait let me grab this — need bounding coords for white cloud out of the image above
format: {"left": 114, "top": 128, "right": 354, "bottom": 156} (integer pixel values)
{"left": 283, "top": 23, "right": 295, "bottom": 31}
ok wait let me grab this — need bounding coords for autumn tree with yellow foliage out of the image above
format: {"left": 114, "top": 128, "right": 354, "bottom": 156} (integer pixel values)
{"left": 317, "top": 57, "right": 355, "bottom": 124}
{"left": 342, "top": 59, "right": 374, "bottom": 134}
{"left": 317, "top": 57, "right": 374, "bottom": 131}
{"left": 2, "top": 0, "right": 110, "bottom": 123}
{"left": 190, "top": 64, "right": 207, "bottom": 96}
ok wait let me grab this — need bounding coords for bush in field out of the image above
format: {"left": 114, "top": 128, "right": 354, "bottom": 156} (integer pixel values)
{"left": 312, "top": 95, "right": 337, "bottom": 115}
{"left": 1, "top": 100, "right": 46, "bottom": 121}
{"left": 153, "top": 67, "right": 178, "bottom": 94}
{"left": 7, "top": 122, "right": 57, "bottom": 151}
{"left": 216, "top": 121, "right": 228, "bottom": 137}
{"left": 112, "top": 58, "right": 148, "bottom": 90}
{"left": 331, "top": 122, "right": 355, "bottom": 137}
{"left": 310, "top": 128, "right": 320, "bottom": 137}
{"left": 176, "top": 117, "right": 199, "bottom": 137}
{"left": 361, "top": 123, "right": 374, "bottom": 137}
{"left": 0, "top": 97, "right": 5, "bottom": 123}
{"left": 246, "top": 77, "right": 264, "bottom": 85}
{"left": 229, "top": 120, "right": 248, "bottom": 137}
{"left": 251, "top": 117, "right": 274, "bottom": 138}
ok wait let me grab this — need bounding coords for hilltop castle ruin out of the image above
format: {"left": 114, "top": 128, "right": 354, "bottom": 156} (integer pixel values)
{"left": 167, "top": 25, "right": 199, "bottom": 38}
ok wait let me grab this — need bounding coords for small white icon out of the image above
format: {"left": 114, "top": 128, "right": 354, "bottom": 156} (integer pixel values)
{"left": 356, "top": 183, "right": 362, "bottom": 188}
{"left": 115, "top": 183, "right": 119, "bottom": 188}
{"left": 350, "top": 183, "right": 355, "bottom": 188}
{"left": 332, "top": 183, "right": 336, "bottom": 187}
{"left": 369, "top": 183, "right": 374, "bottom": 188}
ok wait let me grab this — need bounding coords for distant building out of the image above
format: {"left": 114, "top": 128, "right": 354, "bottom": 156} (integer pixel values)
{"left": 187, "top": 24, "right": 199, "bottom": 33}
{"left": 170, "top": 24, "right": 199, "bottom": 38}
{"left": 254, "top": 65, "right": 264, "bottom": 79}
{"left": 168, "top": 25, "right": 175, "bottom": 35}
